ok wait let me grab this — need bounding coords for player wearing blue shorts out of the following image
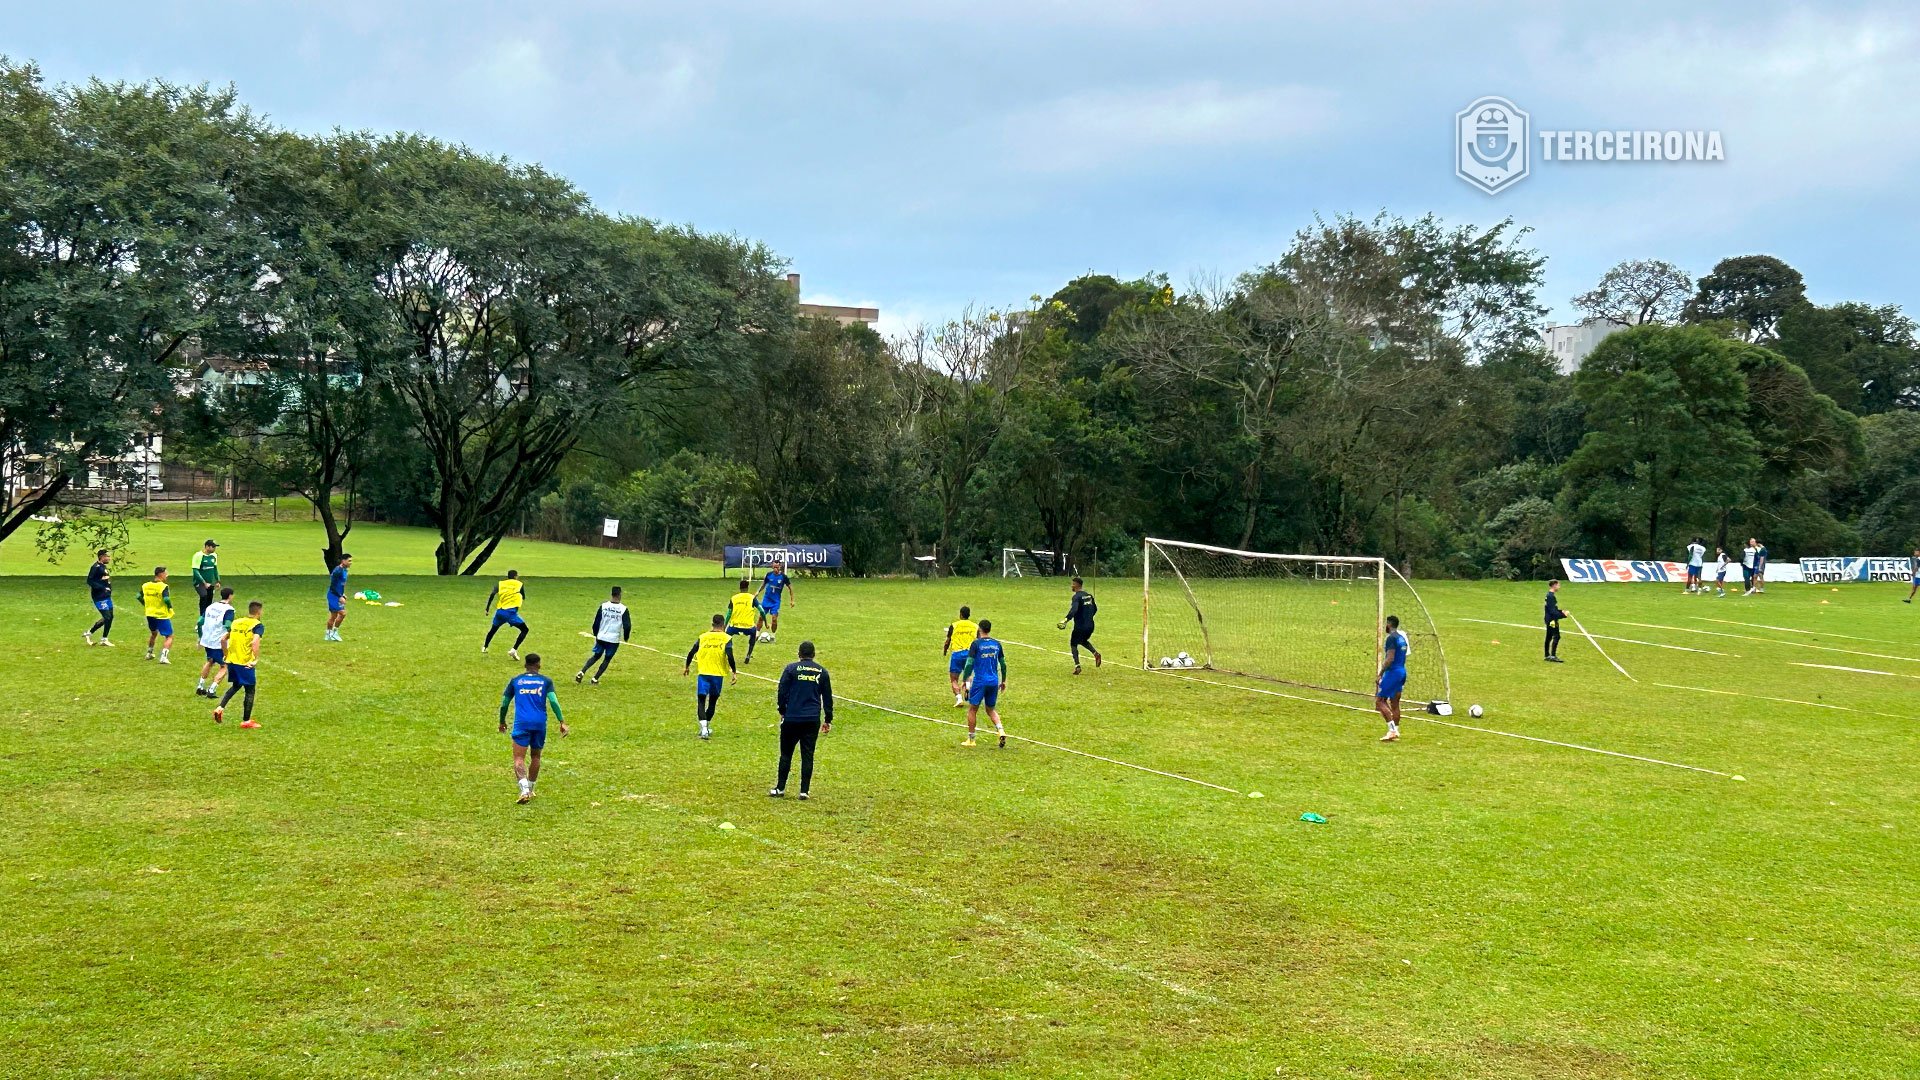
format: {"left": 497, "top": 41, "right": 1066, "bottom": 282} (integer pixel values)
{"left": 325, "top": 553, "right": 352, "bottom": 641}
{"left": 482, "top": 569, "right": 531, "bottom": 657}
{"left": 1685, "top": 538, "right": 1706, "bottom": 593}
{"left": 683, "top": 613, "right": 738, "bottom": 740}
{"left": 1376, "top": 615, "right": 1409, "bottom": 743}
{"left": 726, "top": 580, "right": 760, "bottom": 663}
{"left": 576, "top": 587, "right": 631, "bottom": 685}
{"left": 755, "top": 561, "right": 795, "bottom": 635}
{"left": 1713, "top": 547, "right": 1730, "bottom": 596}
{"left": 195, "top": 587, "right": 236, "bottom": 698}
{"left": 140, "top": 567, "right": 175, "bottom": 664}
{"left": 499, "top": 653, "right": 566, "bottom": 803}
{"left": 1906, "top": 549, "right": 1920, "bottom": 603}
{"left": 961, "top": 620, "right": 1007, "bottom": 748}
{"left": 942, "top": 606, "right": 979, "bottom": 707}
{"left": 214, "top": 600, "right": 266, "bottom": 729}
{"left": 84, "top": 549, "right": 116, "bottom": 647}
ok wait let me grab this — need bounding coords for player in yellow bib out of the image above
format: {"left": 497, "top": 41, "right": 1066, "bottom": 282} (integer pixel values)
{"left": 214, "top": 600, "right": 266, "bottom": 729}
{"left": 483, "top": 569, "right": 531, "bottom": 658}
{"left": 140, "top": 566, "right": 175, "bottom": 664}
{"left": 726, "top": 579, "right": 761, "bottom": 664}
{"left": 942, "top": 606, "right": 978, "bottom": 707}
{"left": 682, "top": 613, "right": 738, "bottom": 740}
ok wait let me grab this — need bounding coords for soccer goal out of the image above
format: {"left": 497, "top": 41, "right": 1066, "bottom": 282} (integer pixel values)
{"left": 1002, "top": 547, "right": 1069, "bottom": 578}
{"left": 1141, "top": 537, "right": 1450, "bottom": 706}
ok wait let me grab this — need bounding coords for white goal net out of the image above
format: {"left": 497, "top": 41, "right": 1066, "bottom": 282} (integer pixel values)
{"left": 1002, "top": 547, "right": 1069, "bottom": 578}
{"left": 1142, "top": 537, "right": 1449, "bottom": 705}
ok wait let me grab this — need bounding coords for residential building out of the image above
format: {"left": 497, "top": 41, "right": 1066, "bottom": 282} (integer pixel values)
{"left": 787, "top": 273, "right": 879, "bottom": 327}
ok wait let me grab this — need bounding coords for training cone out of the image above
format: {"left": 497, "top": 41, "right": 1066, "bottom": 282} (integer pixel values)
{"left": 1300, "top": 812, "right": 1328, "bottom": 824}
{"left": 718, "top": 822, "right": 736, "bottom": 831}
{"left": 1247, "top": 791, "right": 1265, "bottom": 799}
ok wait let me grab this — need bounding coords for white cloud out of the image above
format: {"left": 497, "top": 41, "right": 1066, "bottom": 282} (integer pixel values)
{"left": 999, "top": 81, "right": 1339, "bottom": 172}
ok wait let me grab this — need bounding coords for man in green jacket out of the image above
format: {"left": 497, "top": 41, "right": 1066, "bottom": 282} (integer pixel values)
{"left": 191, "top": 539, "right": 221, "bottom": 614}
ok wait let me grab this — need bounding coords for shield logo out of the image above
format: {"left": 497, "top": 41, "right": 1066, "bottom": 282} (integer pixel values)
{"left": 1456, "top": 96, "right": 1529, "bottom": 194}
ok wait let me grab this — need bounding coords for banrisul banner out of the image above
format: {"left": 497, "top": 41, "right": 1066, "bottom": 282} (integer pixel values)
{"left": 724, "top": 544, "right": 843, "bottom": 571}
{"left": 1799, "top": 557, "right": 1914, "bottom": 584}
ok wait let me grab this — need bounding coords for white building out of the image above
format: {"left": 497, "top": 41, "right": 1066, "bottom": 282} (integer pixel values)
{"left": 1541, "top": 318, "right": 1625, "bottom": 374}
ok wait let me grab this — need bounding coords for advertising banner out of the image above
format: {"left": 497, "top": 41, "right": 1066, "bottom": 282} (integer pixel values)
{"left": 723, "top": 544, "right": 844, "bottom": 572}
{"left": 1798, "top": 557, "right": 1914, "bottom": 584}
{"left": 1560, "top": 558, "right": 1803, "bottom": 583}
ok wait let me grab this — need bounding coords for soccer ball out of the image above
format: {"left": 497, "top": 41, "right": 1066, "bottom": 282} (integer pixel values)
{"left": 758, "top": 631, "right": 774, "bottom": 644}
{"left": 1159, "top": 656, "right": 1175, "bottom": 668}
{"left": 1468, "top": 704, "right": 1484, "bottom": 718}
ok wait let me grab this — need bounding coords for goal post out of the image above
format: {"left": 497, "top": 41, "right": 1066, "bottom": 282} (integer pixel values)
{"left": 1002, "top": 546, "right": 1068, "bottom": 578}
{"left": 1141, "top": 537, "right": 1449, "bottom": 705}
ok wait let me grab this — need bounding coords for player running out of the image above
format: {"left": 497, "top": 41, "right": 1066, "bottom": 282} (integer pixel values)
{"left": 754, "top": 560, "right": 795, "bottom": 637}
{"left": 727, "top": 579, "right": 761, "bottom": 664}
{"left": 84, "top": 548, "right": 115, "bottom": 647}
{"left": 683, "top": 614, "right": 739, "bottom": 740}
{"left": 1685, "top": 537, "right": 1706, "bottom": 593}
{"left": 482, "top": 569, "right": 531, "bottom": 658}
{"left": 195, "top": 587, "right": 236, "bottom": 698}
{"left": 141, "top": 566, "right": 175, "bottom": 664}
{"left": 771, "top": 640, "right": 834, "bottom": 800}
{"left": 961, "top": 619, "right": 1007, "bottom": 748}
{"left": 1058, "top": 576, "right": 1101, "bottom": 674}
{"left": 499, "top": 653, "right": 567, "bottom": 804}
{"left": 1543, "top": 579, "right": 1567, "bottom": 663}
{"left": 213, "top": 600, "right": 266, "bottom": 729}
{"left": 325, "top": 553, "right": 352, "bottom": 641}
{"left": 191, "top": 538, "right": 220, "bottom": 613}
{"left": 576, "top": 586, "right": 631, "bottom": 685}
{"left": 942, "top": 606, "right": 979, "bottom": 707}
{"left": 1376, "top": 615, "right": 1409, "bottom": 742}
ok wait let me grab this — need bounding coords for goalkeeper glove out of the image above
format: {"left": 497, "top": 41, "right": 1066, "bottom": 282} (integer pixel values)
{"left": 1056, "top": 619, "right": 1068, "bottom": 630}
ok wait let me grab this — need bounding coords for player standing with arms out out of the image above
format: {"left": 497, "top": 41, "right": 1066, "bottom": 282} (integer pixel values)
{"left": 482, "top": 569, "right": 531, "bottom": 658}
{"left": 942, "top": 606, "right": 978, "bottom": 707}
{"left": 213, "top": 600, "right": 266, "bottom": 729}
{"left": 1713, "top": 546, "right": 1731, "bottom": 596}
{"left": 1058, "top": 577, "right": 1101, "bottom": 674}
{"left": 141, "top": 567, "right": 175, "bottom": 664}
{"left": 683, "top": 613, "right": 738, "bottom": 740}
{"left": 499, "top": 653, "right": 566, "bottom": 804}
{"left": 1376, "top": 615, "right": 1409, "bottom": 742}
{"left": 961, "top": 619, "right": 1007, "bottom": 748}
{"left": 1685, "top": 537, "right": 1706, "bottom": 594}
{"left": 84, "top": 549, "right": 115, "bottom": 646}
{"left": 1543, "top": 579, "right": 1567, "bottom": 663}
{"left": 325, "top": 553, "right": 352, "bottom": 641}
{"left": 191, "top": 539, "right": 220, "bottom": 614}
{"left": 726, "top": 579, "right": 761, "bottom": 664}
{"left": 771, "top": 640, "right": 834, "bottom": 800}
{"left": 576, "top": 586, "right": 631, "bottom": 684}
{"left": 754, "top": 560, "right": 795, "bottom": 637}
{"left": 195, "top": 587, "right": 235, "bottom": 697}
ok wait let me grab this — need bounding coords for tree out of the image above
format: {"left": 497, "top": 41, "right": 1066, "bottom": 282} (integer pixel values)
{"left": 1774, "top": 301, "right": 1920, "bottom": 414}
{"left": 0, "top": 62, "right": 273, "bottom": 545}
{"left": 1686, "top": 255, "right": 1806, "bottom": 342}
{"left": 1853, "top": 411, "right": 1920, "bottom": 551}
{"left": 1728, "top": 346, "right": 1860, "bottom": 552}
{"left": 1572, "top": 259, "right": 1692, "bottom": 327}
{"left": 1563, "top": 325, "right": 1760, "bottom": 557}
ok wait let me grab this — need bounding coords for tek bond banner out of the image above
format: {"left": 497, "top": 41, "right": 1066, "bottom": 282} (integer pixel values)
{"left": 1560, "top": 558, "right": 1803, "bottom": 584}
{"left": 1797, "top": 557, "right": 1915, "bottom": 584}
{"left": 724, "top": 544, "right": 843, "bottom": 571}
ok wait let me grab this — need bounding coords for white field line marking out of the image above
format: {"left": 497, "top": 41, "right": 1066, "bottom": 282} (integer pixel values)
{"left": 1607, "top": 621, "right": 1920, "bottom": 666}
{"left": 1457, "top": 619, "right": 1733, "bottom": 656}
{"left": 631, "top": 645, "right": 1241, "bottom": 795}
{"left": 1021, "top": 640, "right": 1737, "bottom": 779}
{"left": 1690, "top": 617, "right": 1908, "bottom": 646}
{"left": 1569, "top": 615, "right": 1636, "bottom": 682}
{"left": 1790, "top": 662, "right": 1920, "bottom": 680}
{"left": 628, "top": 793, "right": 1219, "bottom": 1004}
{"left": 1652, "top": 682, "right": 1920, "bottom": 722}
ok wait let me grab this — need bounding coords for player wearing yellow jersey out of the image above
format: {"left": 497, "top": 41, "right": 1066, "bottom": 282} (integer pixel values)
{"left": 482, "top": 569, "right": 531, "bottom": 658}
{"left": 726, "top": 579, "right": 761, "bottom": 664}
{"left": 682, "top": 613, "right": 738, "bottom": 740}
{"left": 214, "top": 600, "right": 266, "bottom": 729}
{"left": 942, "top": 606, "right": 979, "bottom": 707}
{"left": 140, "top": 567, "right": 175, "bottom": 664}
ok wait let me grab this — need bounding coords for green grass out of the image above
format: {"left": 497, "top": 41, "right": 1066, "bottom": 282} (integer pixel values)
{"left": 1, "top": 518, "right": 717, "bottom": 578}
{"left": 3, "top": 534, "right": 1918, "bottom": 1077}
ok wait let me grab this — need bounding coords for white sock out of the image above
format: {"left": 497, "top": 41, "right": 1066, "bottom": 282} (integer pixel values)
{"left": 519, "top": 777, "right": 532, "bottom": 792}
{"left": 196, "top": 679, "right": 206, "bottom": 690}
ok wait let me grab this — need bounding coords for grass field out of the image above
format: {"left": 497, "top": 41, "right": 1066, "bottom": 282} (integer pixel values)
{"left": 3, "top": 530, "right": 1918, "bottom": 1078}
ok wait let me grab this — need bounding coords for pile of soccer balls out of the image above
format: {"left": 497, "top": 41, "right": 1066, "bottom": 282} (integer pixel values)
{"left": 1158, "top": 651, "right": 1197, "bottom": 669}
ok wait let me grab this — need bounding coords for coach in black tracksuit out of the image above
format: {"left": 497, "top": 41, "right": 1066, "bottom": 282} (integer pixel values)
{"left": 772, "top": 641, "right": 834, "bottom": 799}
{"left": 1543, "top": 579, "right": 1568, "bottom": 663}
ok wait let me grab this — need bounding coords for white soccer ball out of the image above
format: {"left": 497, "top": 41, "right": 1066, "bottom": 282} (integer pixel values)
{"left": 1175, "top": 650, "right": 1190, "bottom": 663}
{"left": 1184, "top": 656, "right": 1197, "bottom": 668}
{"left": 1468, "top": 704, "right": 1484, "bottom": 718}
{"left": 1160, "top": 656, "right": 1175, "bottom": 668}
{"left": 758, "top": 631, "right": 774, "bottom": 644}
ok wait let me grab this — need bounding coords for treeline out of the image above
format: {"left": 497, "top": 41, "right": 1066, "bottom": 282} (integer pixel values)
{"left": 7, "top": 62, "right": 1918, "bottom": 577}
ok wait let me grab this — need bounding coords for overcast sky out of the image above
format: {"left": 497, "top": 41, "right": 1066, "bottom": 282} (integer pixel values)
{"left": 9, "top": 1, "right": 1918, "bottom": 334}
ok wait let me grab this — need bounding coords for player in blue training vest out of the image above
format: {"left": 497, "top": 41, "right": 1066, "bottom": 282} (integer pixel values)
{"left": 1376, "top": 615, "right": 1409, "bottom": 743}
{"left": 499, "top": 653, "right": 567, "bottom": 804}
{"left": 325, "top": 553, "right": 352, "bottom": 641}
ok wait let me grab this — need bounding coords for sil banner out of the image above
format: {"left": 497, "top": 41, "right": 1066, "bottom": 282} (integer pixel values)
{"left": 1559, "top": 558, "right": 1803, "bottom": 584}
{"left": 723, "top": 544, "right": 843, "bottom": 572}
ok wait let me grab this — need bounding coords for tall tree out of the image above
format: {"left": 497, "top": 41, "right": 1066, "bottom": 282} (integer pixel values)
{"left": 1564, "top": 325, "right": 1760, "bottom": 557}
{"left": 1572, "top": 259, "right": 1692, "bottom": 326}
{"left": 1686, "top": 255, "right": 1806, "bottom": 342}
{"left": 1774, "top": 301, "right": 1920, "bottom": 414}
